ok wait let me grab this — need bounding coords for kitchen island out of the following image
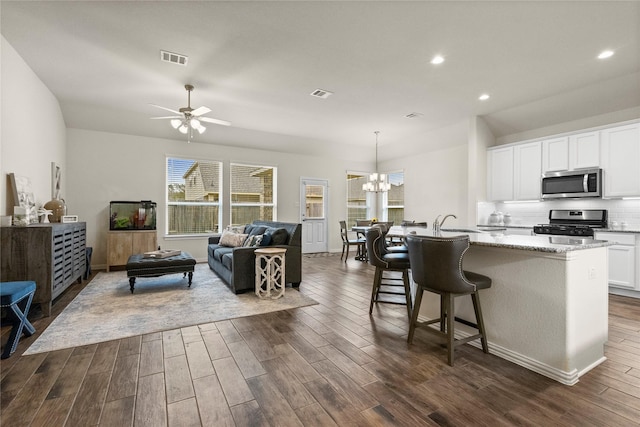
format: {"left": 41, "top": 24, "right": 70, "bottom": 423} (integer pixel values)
{"left": 391, "top": 226, "right": 612, "bottom": 385}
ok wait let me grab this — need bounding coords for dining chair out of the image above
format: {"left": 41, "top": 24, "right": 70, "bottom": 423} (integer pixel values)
{"left": 405, "top": 234, "right": 491, "bottom": 366}
{"left": 365, "top": 226, "right": 412, "bottom": 319}
{"left": 340, "top": 220, "right": 365, "bottom": 262}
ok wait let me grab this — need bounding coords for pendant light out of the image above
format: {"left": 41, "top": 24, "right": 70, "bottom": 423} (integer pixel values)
{"left": 362, "top": 131, "right": 391, "bottom": 192}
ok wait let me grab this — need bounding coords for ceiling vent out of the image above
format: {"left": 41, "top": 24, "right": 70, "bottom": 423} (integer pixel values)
{"left": 160, "top": 50, "right": 188, "bottom": 66}
{"left": 310, "top": 89, "right": 333, "bottom": 99}
{"left": 404, "top": 112, "right": 423, "bottom": 119}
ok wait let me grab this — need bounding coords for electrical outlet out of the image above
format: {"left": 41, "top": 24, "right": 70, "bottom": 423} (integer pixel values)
{"left": 588, "top": 267, "right": 597, "bottom": 279}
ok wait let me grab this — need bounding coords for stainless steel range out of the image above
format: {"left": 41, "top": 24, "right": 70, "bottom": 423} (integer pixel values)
{"left": 533, "top": 209, "right": 608, "bottom": 238}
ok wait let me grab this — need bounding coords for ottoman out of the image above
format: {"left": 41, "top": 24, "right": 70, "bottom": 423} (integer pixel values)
{"left": 1, "top": 281, "right": 36, "bottom": 359}
{"left": 126, "top": 251, "right": 196, "bottom": 293}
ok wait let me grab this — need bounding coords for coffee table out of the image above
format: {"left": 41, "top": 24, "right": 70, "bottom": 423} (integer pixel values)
{"left": 126, "top": 251, "right": 196, "bottom": 293}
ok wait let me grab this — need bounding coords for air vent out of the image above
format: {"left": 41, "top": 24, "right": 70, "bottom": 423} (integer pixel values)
{"left": 404, "top": 112, "right": 423, "bottom": 119}
{"left": 160, "top": 50, "right": 188, "bottom": 66}
{"left": 310, "top": 89, "right": 333, "bottom": 99}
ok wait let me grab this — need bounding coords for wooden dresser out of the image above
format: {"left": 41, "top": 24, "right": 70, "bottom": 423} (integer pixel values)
{"left": 1, "top": 222, "right": 86, "bottom": 316}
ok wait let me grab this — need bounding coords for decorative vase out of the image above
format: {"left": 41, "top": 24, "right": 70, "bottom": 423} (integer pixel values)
{"left": 44, "top": 198, "right": 66, "bottom": 223}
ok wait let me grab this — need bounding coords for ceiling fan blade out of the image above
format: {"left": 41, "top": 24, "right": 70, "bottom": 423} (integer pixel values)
{"left": 149, "top": 104, "right": 182, "bottom": 115}
{"left": 199, "top": 116, "right": 231, "bottom": 126}
{"left": 150, "top": 115, "right": 182, "bottom": 120}
{"left": 191, "top": 106, "right": 211, "bottom": 116}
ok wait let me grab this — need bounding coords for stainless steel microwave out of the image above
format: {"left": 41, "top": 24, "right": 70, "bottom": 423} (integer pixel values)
{"left": 541, "top": 168, "right": 602, "bottom": 199}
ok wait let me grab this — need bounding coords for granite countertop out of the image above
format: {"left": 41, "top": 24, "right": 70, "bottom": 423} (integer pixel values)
{"left": 593, "top": 227, "right": 640, "bottom": 234}
{"left": 477, "top": 224, "right": 534, "bottom": 229}
{"left": 391, "top": 226, "right": 613, "bottom": 253}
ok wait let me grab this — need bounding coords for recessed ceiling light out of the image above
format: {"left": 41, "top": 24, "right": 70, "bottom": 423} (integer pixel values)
{"left": 430, "top": 55, "right": 445, "bottom": 65}
{"left": 478, "top": 93, "right": 490, "bottom": 101}
{"left": 597, "top": 50, "right": 614, "bottom": 59}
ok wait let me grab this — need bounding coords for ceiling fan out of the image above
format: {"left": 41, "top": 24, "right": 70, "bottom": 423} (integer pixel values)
{"left": 150, "top": 84, "right": 230, "bottom": 141}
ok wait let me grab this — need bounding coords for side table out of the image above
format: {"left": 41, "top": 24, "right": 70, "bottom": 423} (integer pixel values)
{"left": 255, "top": 248, "right": 287, "bottom": 299}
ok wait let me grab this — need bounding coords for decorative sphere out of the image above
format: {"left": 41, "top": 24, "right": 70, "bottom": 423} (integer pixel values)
{"left": 44, "top": 199, "right": 66, "bottom": 222}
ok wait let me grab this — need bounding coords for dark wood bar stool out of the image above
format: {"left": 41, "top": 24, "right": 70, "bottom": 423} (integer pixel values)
{"left": 405, "top": 234, "right": 491, "bottom": 366}
{"left": 366, "top": 226, "right": 412, "bottom": 319}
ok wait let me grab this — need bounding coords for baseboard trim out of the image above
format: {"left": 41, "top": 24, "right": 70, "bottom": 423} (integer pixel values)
{"left": 416, "top": 315, "right": 602, "bottom": 386}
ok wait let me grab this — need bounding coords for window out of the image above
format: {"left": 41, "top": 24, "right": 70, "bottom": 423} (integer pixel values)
{"left": 230, "top": 163, "right": 276, "bottom": 226}
{"left": 347, "top": 172, "right": 370, "bottom": 226}
{"left": 305, "top": 184, "right": 325, "bottom": 219}
{"left": 166, "top": 157, "right": 222, "bottom": 235}
{"left": 383, "top": 171, "right": 404, "bottom": 224}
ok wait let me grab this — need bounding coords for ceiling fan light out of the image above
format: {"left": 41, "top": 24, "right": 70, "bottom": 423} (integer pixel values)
{"left": 178, "top": 124, "right": 188, "bottom": 134}
{"left": 190, "top": 118, "right": 201, "bottom": 129}
{"left": 196, "top": 124, "right": 206, "bottom": 134}
{"left": 170, "top": 119, "right": 182, "bottom": 129}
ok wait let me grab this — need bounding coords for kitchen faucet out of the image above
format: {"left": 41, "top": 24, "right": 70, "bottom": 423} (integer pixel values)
{"left": 433, "top": 214, "right": 457, "bottom": 232}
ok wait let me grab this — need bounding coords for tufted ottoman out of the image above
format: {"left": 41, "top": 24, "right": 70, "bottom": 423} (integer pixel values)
{"left": 126, "top": 251, "right": 196, "bottom": 293}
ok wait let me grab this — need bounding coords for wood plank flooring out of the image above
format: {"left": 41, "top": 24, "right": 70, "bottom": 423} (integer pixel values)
{"left": 2, "top": 254, "right": 640, "bottom": 426}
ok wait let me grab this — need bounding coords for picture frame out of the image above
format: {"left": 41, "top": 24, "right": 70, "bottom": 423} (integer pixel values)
{"left": 51, "top": 162, "right": 61, "bottom": 200}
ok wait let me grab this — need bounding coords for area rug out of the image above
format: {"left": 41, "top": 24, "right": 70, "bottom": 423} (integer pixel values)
{"left": 25, "top": 263, "right": 317, "bottom": 355}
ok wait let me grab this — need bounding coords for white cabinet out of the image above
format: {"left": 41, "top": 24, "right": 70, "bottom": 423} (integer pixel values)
{"left": 487, "top": 146, "right": 514, "bottom": 201}
{"left": 595, "top": 232, "right": 638, "bottom": 294}
{"left": 542, "top": 132, "right": 600, "bottom": 172}
{"left": 514, "top": 141, "right": 542, "bottom": 200}
{"left": 601, "top": 123, "right": 640, "bottom": 198}
{"left": 542, "top": 136, "right": 569, "bottom": 172}
{"left": 569, "top": 131, "right": 600, "bottom": 170}
{"left": 488, "top": 142, "right": 542, "bottom": 202}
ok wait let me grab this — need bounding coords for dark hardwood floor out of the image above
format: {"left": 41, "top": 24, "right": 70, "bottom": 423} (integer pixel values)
{"left": 2, "top": 254, "right": 640, "bottom": 426}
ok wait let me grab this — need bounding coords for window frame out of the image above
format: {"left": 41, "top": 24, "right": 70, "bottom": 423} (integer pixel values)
{"left": 346, "top": 171, "right": 373, "bottom": 226}
{"left": 165, "top": 155, "right": 223, "bottom": 237}
{"left": 229, "top": 162, "right": 278, "bottom": 226}
{"left": 382, "top": 170, "right": 404, "bottom": 223}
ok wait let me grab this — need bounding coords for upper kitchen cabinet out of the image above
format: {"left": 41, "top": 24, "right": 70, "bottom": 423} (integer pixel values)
{"left": 601, "top": 123, "right": 640, "bottom": 198}
{"left": 542, "top": 136, "right": 569, "bottom": 172}
{"left": 542, "top": 132, "right": 600, "bottom": 172}
{"left": 514, "top": 141, "right": 542, "bottom": 200}
{"left": 487, "top": 146, "right": 514, "bottom": 201}
{"left": 569, "top": 131, "right": 600, "bottom": 170}
{"left": 487, "top": 142, "right": 541, "bottom": 201}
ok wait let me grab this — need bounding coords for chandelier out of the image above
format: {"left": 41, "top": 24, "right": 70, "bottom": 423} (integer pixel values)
{"left": 362, "top": 131, "right": 391, "bottom": 193}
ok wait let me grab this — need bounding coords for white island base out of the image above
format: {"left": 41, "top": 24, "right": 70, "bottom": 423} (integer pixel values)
{"left": 417, "top": 245, "right": 609, "bottom": 385}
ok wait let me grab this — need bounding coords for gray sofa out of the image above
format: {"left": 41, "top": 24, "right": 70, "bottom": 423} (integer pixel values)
{"left": 207, "top": 220, "right": 302, "bottom": 294}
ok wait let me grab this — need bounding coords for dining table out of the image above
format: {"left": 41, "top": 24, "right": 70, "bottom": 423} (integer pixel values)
{"left": 351, "top": 225, "right": 372, "bottom": 261}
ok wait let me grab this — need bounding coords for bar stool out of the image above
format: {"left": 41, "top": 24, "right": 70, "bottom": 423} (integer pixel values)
{"left": 366, "top": 226, "right": 412, "bottom": 319}
{"left": 405, "top": 234, "right": 491, "bottom": 366}
{"left": 255, "top": 248, "right": 287, "bottom": 299}
{"left": 1, "top": 281, "right": 37, "bottom": 359}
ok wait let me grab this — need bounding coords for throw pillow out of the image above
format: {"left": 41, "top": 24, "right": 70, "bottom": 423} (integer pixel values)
{"left": 243, "top": 234, "right": 264, "bottom": 247}
{"left": 220, "top": 230, "right": 248, "bottom": 247}
{"left": 226, "top": 225, "right": 246, "bottom": 234}
{"left": 259, "top": 233, "right": 272, "bottom": 246}
{"left": 265, "top": 227, "right": 288, "bottom": 245}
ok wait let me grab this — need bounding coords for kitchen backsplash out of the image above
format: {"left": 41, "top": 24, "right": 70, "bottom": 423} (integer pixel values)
{"left": 478, "top": 199, "right": 640, "bottom": 229}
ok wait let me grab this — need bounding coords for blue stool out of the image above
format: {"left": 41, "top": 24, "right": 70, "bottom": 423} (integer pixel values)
{"left": 1, "top": 281, "right": 37, "bottom": 359}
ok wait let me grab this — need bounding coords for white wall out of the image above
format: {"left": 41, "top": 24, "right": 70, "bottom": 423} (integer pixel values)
{"left": 1, "top": 36, "right": 67, "bottom": 216}
{"left": 381, "top": 121, "right": 470, "bottom": 227}
{"left": 467, "top": 116, "right": 495, "bottom": 222}
{"left": 66, "top": 128, "right": 370, "bottom": 267}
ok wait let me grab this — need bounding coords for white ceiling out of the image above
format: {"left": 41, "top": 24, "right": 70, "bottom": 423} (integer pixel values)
{"left": 2, "top": 1, "right": 639, "bottom": 160}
